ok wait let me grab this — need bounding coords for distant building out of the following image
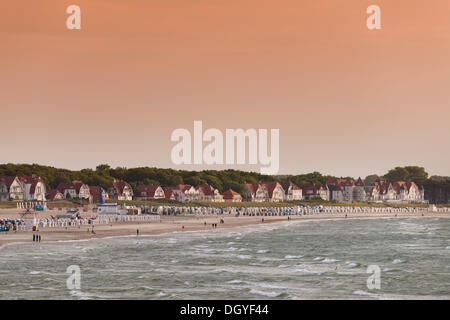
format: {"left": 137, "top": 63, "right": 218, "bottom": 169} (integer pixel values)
{"left": 0, "top": 180, "right": 8, "bottom": 201}
{"left": 0, "top": 176, "right": 25, "bottom": 200}
{"left": 46, "top": 189, "right": 64, "bottom": 201}
{"left": 244, "top": 182, "right": 285, "bottom": 202}
{"left": 196, "top": 184, "right": 224, "bottom": 202}
{"left": 135, "top": 185, "right": 165, "bottom": 200}
{"left": 108, "top": 180, "right": 133, "bottom": 201}
{"left": 303, "top": 183, "right": 329, "bottom": 201}
{"left": 58, "top": 181, "right": 90, "bottom": 199}
{"left": 221, "top": 189, "right": 242, "bottom": 202}
{"left": 281, "top": 181, "right": 302, "bottom": 200}
{"left": 18, "top": 176, "right": 46, "bottom": 201}
{"left": 163, "top": 187, "right": 186, "bottom": 202}
{"left": 89, "top": 186, "right": 109, "bottom": 202}
{"left": 327, "top": 177, "right": 365, "bottom": 202}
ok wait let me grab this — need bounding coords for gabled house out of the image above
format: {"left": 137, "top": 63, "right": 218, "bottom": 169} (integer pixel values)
{"left": 0, "top": 176, "right": 25, "bottom": 200}
{"left": 163, "top": 187, "right": 186, "bottom": 202}
{"left": 89, "top": 186, "right": 110, "bottom": 202}
{"left": 172, "top": 184, "right": 201, "bottom": 202}
{"left": 46, "top": 189, "right": 64, "bottom": 201}
{"left": 221, "top": 189, "right": 242, "bottom": 202}
{"left": 281, "top": 181, "right": 302, "bottom": 200}
{"left": 18, "top": 176, "right": 47, "bottom": 201}
{"left": 58, "top": 181, "right": 90, "bottom": 199}
{"left": 108, "top": 180, "right": 133, "bottom": 201}
{"left": 244, "top": 182, "right": 285, "bottom": 202}
{"left": 72, "top": 181, "right": 91, "bottom": 199}
{"left": 135, "top": 185, "right": 165, "bottom": 200}
{"left": 195, "top": 184, "right": 224, "bottom": 202}
{"left": 0, "top": 180, "right": 8, "bottom": 201}
{"left": 303, "top": 183, "right": 329, "bottom": 201}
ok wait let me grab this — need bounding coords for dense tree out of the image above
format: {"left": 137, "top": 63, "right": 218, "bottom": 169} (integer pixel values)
{"left": 364, "top": 174, "right": 380, "bottom": 186}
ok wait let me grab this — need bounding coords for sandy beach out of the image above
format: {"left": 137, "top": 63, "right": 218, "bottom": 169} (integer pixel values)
{"left": 1, "top": 208, "right": 449, "bottom": 247}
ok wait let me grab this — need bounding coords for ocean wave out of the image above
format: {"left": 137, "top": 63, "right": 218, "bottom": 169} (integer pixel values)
{"left": 322, "top": 258, "right": 339, "bottom": 264}
{"left": 392, "top": 259, "right": 404, "bottom": 264}
{"left": 29, "top": 271, "right": 40, "bottom": 275}
{"left": 249, "top": 289, "right": 282, "bottom": 298}
{"left": 352, "top": 290, "right": 372, "bottom": 296}
{"left": 294, "top": 268, "right": 322, "bottom": 275}
{"left": 285, "top": 255, "right": 303, "bottom": 259}
{"left": 278, "top": 265, "right": 290, "bottom": 269}
{"left": 257, "top": 250, "right": 269, "bottom": 254}
{"left": 346, "top": 263, "right": 358, "bottom": 268}
{"left": 227, "top": 280, "right": 244, "bottom": 284}
{"left": 313, "top": 257, "right": 324, "bottom": 261}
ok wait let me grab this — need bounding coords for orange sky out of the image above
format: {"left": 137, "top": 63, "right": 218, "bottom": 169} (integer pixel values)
{"left": 1, "top": 0, "right": 450, "bottom": 177}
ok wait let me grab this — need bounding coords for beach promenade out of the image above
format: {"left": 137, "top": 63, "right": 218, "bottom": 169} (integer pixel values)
{"left": 1, "top": 206, "right": 450, "bottom": 247}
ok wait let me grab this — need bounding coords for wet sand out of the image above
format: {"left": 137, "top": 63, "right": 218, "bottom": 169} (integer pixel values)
{"left": 1, "top": 208, "right": 449, "bottom": 247}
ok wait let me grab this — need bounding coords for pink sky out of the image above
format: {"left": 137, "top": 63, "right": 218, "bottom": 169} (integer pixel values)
{"left": 1, "top": 0, "right": 450, "bottom": 177}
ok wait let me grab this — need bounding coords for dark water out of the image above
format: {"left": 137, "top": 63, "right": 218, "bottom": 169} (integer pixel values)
{"left": 1, "top": 217, "right": 449, "bottom": 299}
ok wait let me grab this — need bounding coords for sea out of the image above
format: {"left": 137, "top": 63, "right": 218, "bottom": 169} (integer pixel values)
{"left": 1, "top": 217, "right": 449, "bottom": 299}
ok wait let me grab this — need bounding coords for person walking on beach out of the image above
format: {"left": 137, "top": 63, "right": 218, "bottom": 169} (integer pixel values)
{"left": 38, "top": 235, "right": 41, "bottom": 242}
{"left": 137, "top": 228, "right": 139, "bottom": 236}
{"left": 32, "top": 234, "right": 35, "bottom": 242}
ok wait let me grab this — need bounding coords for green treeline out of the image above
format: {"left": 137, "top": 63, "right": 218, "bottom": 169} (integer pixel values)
{"left": 0, "top": 163, "right": 448, "bottom": 203}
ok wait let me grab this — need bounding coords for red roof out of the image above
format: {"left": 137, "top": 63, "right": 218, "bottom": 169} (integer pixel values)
{"left": 111, "top": 180, "right": 131, "bottom": 194}
{"left": 163, "top": 187, "right": 174, "bottom": 199}
{"left": 281, "top": 181, "right": 300, "bottom": 195}
{"left": 46, "top": 189, "right": 63, "bottom": 201}
{"left": 89, "top": 186, "right": 107, "bottom": 201}
{"left": 355, "top": 177, "right": 364, "bottom": 186}
{"left": 136, "top": 185, "right": 161, "bottom": 197}
{"left": 0, "top": 176, "right": 17, "bottom": 189}
{"left": 18, "top": 176, "right": 43, "bottom": 195}
{"left": 221, "top": 189, "right": 241, "bottom": 200}
{"left": 196, "top": 184, "right": 215, "bottom": 196}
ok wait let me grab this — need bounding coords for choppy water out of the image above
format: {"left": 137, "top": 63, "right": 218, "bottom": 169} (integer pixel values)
{"left": 1, "top": 217, "right": 449, "bottom": 299}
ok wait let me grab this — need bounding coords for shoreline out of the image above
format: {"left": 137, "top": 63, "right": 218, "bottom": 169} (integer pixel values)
{"left": 1, "top": 210, "right": 449, "bottom": 248}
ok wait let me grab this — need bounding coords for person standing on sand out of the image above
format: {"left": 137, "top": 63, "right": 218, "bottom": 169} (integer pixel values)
{"left": 32, "top": 234, "right": 35, "bottom": 242}
{"left": 137, "top": 228, "right": 139, "bottom": 236}
{"left": 39, "top": 235, "right": 41, "bottom": 242}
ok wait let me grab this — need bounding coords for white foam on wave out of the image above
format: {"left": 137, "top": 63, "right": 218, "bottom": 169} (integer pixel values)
{"left": 353, "top": 290, "right": 372, "bottom": 296}
{"left": 29, "top": 271, "right": 40, "bottom": 275}
{"left": 313, "top": 257, "right": 323, "bottom": 261}
{"left": 346, "top": 263, "right": 358, "bottom": 268}
{"left": 238, "top": 248, "right": 249, "bottom": 252}
{"left": 278, "top": 265, "right": 290, "bottom": 269}
{"left": 156, "top": 292, "right": 167, "bottom": 297}
{"left": 228, "top": 247, "right": 238, "bottom": 251}
{"left": 392, "top": 259, "right": 404, "bottom": 264}
{"left": 227, "top": 279, "right": 244, "bottom": 284}
{"left": 322, "top": 258, "right": 338, "bottom": 264}
{"left": 285, "top": 255, "right": 303, "bottom": 259}
{"left": 294, "top": 268, "right": 322, "bottom": 275}
{"left": 257, "top": 250, "right": 269, "bottom": 254}
{"left": 236, "top": 254, "right": 252, "bottom": 260}
{"left": 446, "top": 246, "right": 450, "bottom": 250}
{"left": 249, "top": 289, "right": 282, "bottom": 298}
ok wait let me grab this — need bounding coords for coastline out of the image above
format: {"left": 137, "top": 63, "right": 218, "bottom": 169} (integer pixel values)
{"left": 1, "top": 210, "right": 449, "bottom": 248}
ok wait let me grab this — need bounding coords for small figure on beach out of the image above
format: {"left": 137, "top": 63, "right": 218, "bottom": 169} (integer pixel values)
{"left": 262, "top": 218, "right": 264, "bottom": 223}
{"left": 137, "top": 228, "right": 139, "bottom": 236}
{"left": 38, "top": 235, "right": 41, "bottom": 242}
{"left": 32, "top": 234, "right": 36, "bottom": 242}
